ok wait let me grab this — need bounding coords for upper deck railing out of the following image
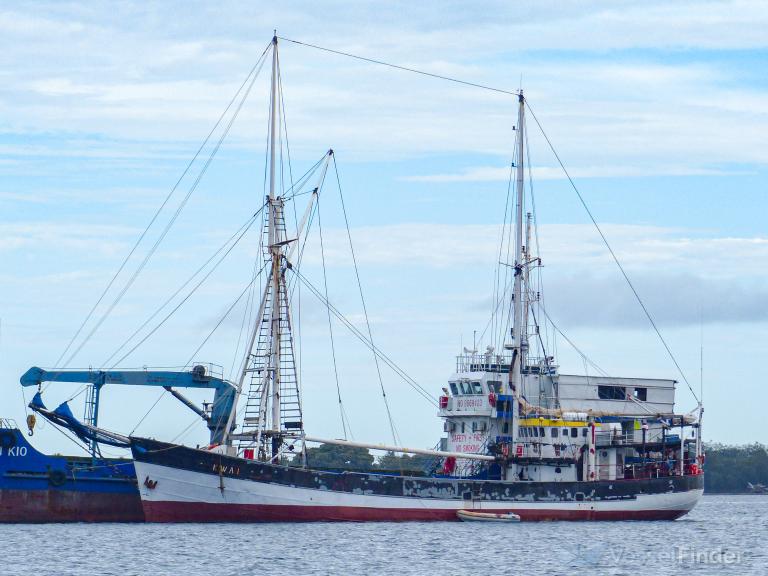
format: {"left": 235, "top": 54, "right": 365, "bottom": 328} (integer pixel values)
{"left": 0, "top": 418, "right": 18, "bottom": 430}
{"left": 455, "top": 351, "right": 556, "bottom": 375}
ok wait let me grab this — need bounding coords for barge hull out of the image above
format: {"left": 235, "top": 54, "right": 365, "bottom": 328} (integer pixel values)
{"left": 0, "top": 428, "right": 143, "bottom": 523}
{"left": 0, "top": 489, "right": 143, "bottom": 523}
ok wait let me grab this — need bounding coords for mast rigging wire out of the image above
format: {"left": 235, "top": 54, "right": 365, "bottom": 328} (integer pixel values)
{"left": 278, "top": 37, "right": 519, "bottom": 97}
{"left": 64, "top": 57, "right": 267, "bottom": 369}
{"left": 54, "top": 41, "right": 273, "bottom": 370}
{"left": 289, "top": 147, "right": 351, "bottom": 439}
{"left": 525, "top": 125, "right": 553, "bottom": 357}
{"left": 277, "top": 55, "right": 307, "bottom": 416}
{"left": 524, "top": 101, "right": 699, "bottom": 404}
{"left": 285, "top": 183, "right": 357, "bottom": 440}
{"left": 101, "top": 206, "right": 264, "bottom": 369}
{"left": 229, "top": 151, "right": 327, "bottom": 388}
{"left": 331, "top": 153, "right": 402, "bottom": 446}
{"left": 56, "top": 213, "right": 267, "bottom": 415}
{"left": 540, "top": 307, "right": 609, "bottom": 377}
{"left": 276, "top": 36, "right": 696, "bottom": 405}
{"left": 107, "top": 228, "right": 269, "bottom": 370}
{"left": 490, "top": 161, "right": 515, "bottom": 355}
{"left": 229, "top": 247, "right": 264, "bottom": 382}
{"left": 317, "top": 195, "right": 350, "bottom": 440}
{"left": 291, "top": 268, "right": 437, "bottom": 407}
{"left": 130, "top": 270, "right": 266, "bottom": 437}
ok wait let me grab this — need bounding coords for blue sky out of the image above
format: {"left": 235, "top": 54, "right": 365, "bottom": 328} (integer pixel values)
{"left": 1, "top": 1, "right": 767, "bottom": 454}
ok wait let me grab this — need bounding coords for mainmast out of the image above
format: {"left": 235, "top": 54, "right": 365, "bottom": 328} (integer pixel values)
{"left": 510, "top": 92, "right": 526, "bottom": 394}
{"left": 268, "top": 34, "right": 282, "bottom": 460}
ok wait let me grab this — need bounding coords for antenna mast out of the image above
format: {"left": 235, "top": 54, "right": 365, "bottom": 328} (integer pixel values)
{"left": 510, "top": 92, "right": 526, "bottom": 395}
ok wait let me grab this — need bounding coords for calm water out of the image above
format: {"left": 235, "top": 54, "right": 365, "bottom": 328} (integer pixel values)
{"left": 3, "top": 495, "right": 766, "bottom": 576}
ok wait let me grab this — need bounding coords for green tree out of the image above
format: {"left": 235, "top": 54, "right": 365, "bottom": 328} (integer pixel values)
{"left": 304, "top": 443, "right": 374, "bottom": 471}
{"left": 703, "top": 443, "right": 768, "bottom": 493}
{"left": 376, "top": 451, "right": 435, "bottom": 474}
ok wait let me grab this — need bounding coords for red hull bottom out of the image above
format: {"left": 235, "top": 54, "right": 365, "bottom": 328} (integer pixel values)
{"left": 142, "top": 501, "right": 688, "bottom": 523}
{"left": 0, "top": 489, "right": 144, "bottom": 523}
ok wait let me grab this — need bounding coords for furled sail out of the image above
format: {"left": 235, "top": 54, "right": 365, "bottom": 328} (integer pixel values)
{"left": 29, "top": 392, "right": 130, "bottom": 448}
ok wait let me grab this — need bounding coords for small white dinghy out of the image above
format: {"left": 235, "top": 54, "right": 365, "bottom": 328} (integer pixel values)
{"left": 456, "top": 510, "right": 521, "bottom": 522}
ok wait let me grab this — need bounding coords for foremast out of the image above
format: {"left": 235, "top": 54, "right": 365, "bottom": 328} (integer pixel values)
{"left": 222, "top": 35, "right": 304, "bottom": 462}
{"left": 267, "top": 34, "right": 283, "bottom": 460}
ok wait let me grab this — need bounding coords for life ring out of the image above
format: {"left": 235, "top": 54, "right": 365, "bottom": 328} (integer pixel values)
{"left": 488, "top": 392, "right": 497, "bottom": 407}
{"left": 0, "top": 431, "right": 17, "bottom": 450}
{"left": 48, "top": 469, "right": 67, "bottom": 487}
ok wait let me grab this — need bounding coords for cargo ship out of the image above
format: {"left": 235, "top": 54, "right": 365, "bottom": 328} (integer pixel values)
{"left": 128, "top": 36, "right": 705, "bottom": 522}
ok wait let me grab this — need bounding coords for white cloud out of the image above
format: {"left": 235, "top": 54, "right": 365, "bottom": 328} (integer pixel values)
{"left": 0, "top": 222, "right": 137, "bottom": 254}
{"left": 301, "top": 222, "right": 768, "bottom": 277}
{"left": 402, "top": 165, "right": 746, "bottom": 183}
{"left": 0, "top": 2, "right": 766, "bottom": 168}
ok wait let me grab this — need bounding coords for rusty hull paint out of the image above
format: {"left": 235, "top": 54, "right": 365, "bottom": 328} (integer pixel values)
{"left": 0, "top": 489, "right": 144, "bottom": 523}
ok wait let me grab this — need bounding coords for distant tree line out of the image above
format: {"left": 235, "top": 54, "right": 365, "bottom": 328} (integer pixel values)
{"left": 293, "top": 443, "right": 436, "bottom": 474}
{"left": 704, "top": 443, "right": 768, "bottom": 493}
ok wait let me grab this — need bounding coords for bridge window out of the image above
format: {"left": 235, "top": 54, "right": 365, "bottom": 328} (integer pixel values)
{"left": 634, "top": 387, "right": 648, "bottom": 401}
{"left": 449, "top": 382, "right": 459, "bottom": 396}
{"left": 571, "top": 428, "right": 578, "bottom": 438}
{"left": 551, "top": 428, "right": 559, "bottom": 438}
{"left": 459, "top": 381, "right": 471, "bottom": 395}
{"left": 582, "top": 428, "right": 588, "bottom": 437}
{"left": 471, "top": 381, "right": 483, "bottom": 394}
{"left": 598, "top": 385, "right": 627, "bottom": 400}
{"left": 487, "top": 380, "right": 502, "bottom": 393}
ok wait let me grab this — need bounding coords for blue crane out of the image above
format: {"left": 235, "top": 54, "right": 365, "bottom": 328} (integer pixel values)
{"left": 20, "top": 364, "right": 235, "bottom": 455}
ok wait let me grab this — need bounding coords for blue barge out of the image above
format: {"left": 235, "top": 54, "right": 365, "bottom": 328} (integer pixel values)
{"left": 0, "top": 420, "right": 142, "bottom": 522}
